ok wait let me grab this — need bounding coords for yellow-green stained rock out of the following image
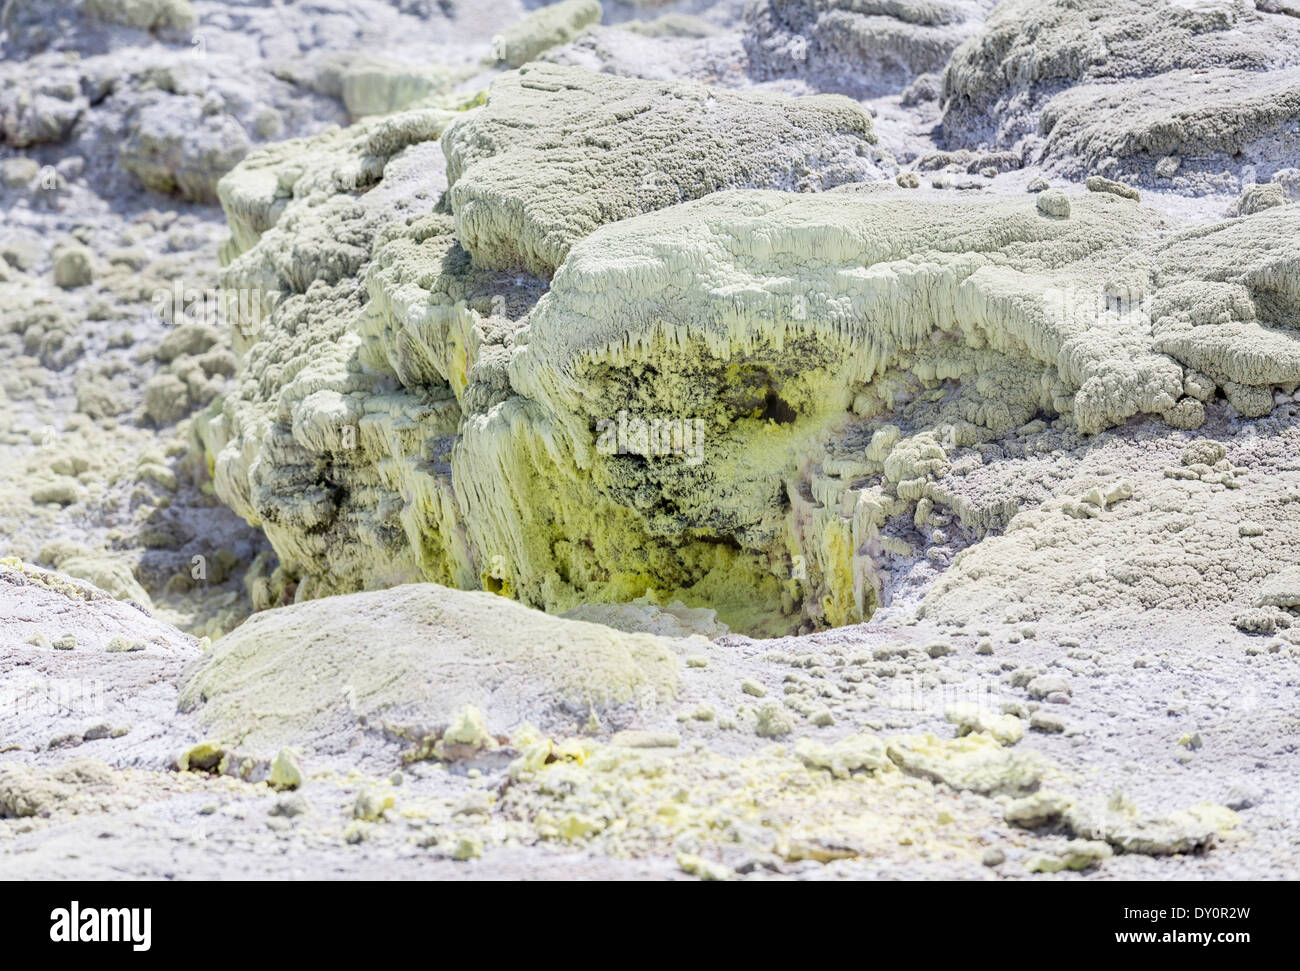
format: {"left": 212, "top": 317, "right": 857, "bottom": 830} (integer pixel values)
{"left": 53, "top": 244, "right": 94, "bottom": 288}
{"left": 1005, "top": 791, "right": 1075, "bottom": 829}
{"left": 269, "top": 748, "right": 303, "bottom": 790}
{"left": 179, "top": 583, "right": 680, "bottom": 753}
{"left": 610, "top": 731, "right": 679, "bottom": 749}
{"left": 85, "top": 0, "right": 195, "bottom": 31}
{"left": 795, "top": 733, "right": 894, "bottom": 778}
{"left": 677, "top": 852, "right": 733, "bottom": 881}
{"left": 206, "top": 52, "right": 1300, "bottom": 638}
{"left": 1086, "top": 175, "right": 1140, "bottom": 202}
{"left": 1064, "top": 794, "right": 1240, "bottom": 856}
{"left": 0, "top": 760, "right": 116, "bottom": 818}
{"left": 442, "top": 704, "right": 492, "bottom": 747}
{"left": 106, "top": 635, "right": 145, "bottom": 653}
{"left": 442, "top": 63, "right": 882, "bottom": 274}
{"left": 335, "top": 55, "right": 453, "bottom": 119}
{"left": 452, "top": 834, "right": 484, "bottom": 860}
{"left": 755, "top": 702, "right": 795, "bottom": 738}
{"left": 177, "top": 740, "right": 226, "bottom": 773}
{"left": 434, "top": 703, "right": 498, "bottom": 760}
{"left": 886, "top": 732, "right": 1043, "bottom": 794}
{"left": 30, "top": 478, "right": 84, "bottom": 506}
{"left": 460, "top": 189, "right": 1184, "bottom": 632}
{"left": 944, "top": 703, "right": 1025, "bottom": 746}
{"left": 47, "top": 553, "right": 154, "bottom": 612}
{"left": 494, "top": 0, "right": 602, "bottom": 69}
{"left": 1026, "top": 839, "right": 1112, "bottom": 873}
{"left": 353, "top": 788, "right": 393, "bottom": 821}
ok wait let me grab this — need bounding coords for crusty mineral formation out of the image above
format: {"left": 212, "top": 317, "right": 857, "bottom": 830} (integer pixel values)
{"left": 204, "top": 77, "right": 1300, "bottom": 635}
{"left": 745, "top": 0, "right": 993, "bottom": 98}
{"left": 202, "top": 65, "right": 898, "bottom": 629}
{"left": 442, "top": 63, "right": 885, "bottom": 274}
{"left": 4, "top": 0, "right": 1298, "bottom": 884}
{"left": 180, "top": 581, "right": 682, "bottom": 753}
{"left": 942, "top": 0, "right": 1300, "bottom": 190}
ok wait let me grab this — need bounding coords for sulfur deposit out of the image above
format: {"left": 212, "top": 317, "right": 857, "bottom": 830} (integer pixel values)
{"left": 2, "top": 0, "right": 1299, "bottom": 882}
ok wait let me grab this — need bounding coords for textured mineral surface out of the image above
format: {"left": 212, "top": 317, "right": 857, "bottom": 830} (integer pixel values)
{"left": 1, "top": 0, "right": 1297, "bottom": 882}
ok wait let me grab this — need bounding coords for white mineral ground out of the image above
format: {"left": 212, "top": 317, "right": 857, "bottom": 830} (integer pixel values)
{"left": 1, "top": 0, "right": 1298, "bottom": 880}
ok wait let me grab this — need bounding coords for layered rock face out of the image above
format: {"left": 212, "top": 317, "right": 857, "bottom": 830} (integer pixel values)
{"left": 941, "top": 0, "right": 1300, "bottom": 190}
{"left": 442, "top": 65, "right": 882, "bottom": 274}
{"left": 205, "top": 56, "right": 1300, "bottom": 637}
{"left": 205, "top": 63, "right": 897, "bottom": 631}
{"left": 745, "top": 0, "right": 995, "bottom": 98}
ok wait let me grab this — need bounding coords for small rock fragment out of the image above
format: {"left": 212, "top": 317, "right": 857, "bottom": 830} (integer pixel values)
{"left": 1026, "top": 675, "right": 1070, "bottom": 700}
{"left": 353, "top": 788, "right": 394, "bottom": 821}
{"left": 53, "top": 245, "right": 94, "bottom": 288}
{"left": 945, "top": 703, "right": 1024, "bottom": 746}
{"left": 1036, "top": 189, "right": 1070, "bottom": 218}
{"left": 1005, "top": 791, "right": 1074, "bottom": 828}
{"left": 1030, "top": 711, "right": 1066, "bottom": 734}
{"left": 755, "top": 702, "right": 794, "bottom": 738}
{"left": 1085, "top": 174, "right": 1140, "bottom": 201}
{"left": 269, "top": 749, "right": 303, "bottom": 790}
{"left": 452, "top": 835, "right": 484, "bottom": 860}
{"left": 610, "top": 730, "right": 680, "bottom": 748}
